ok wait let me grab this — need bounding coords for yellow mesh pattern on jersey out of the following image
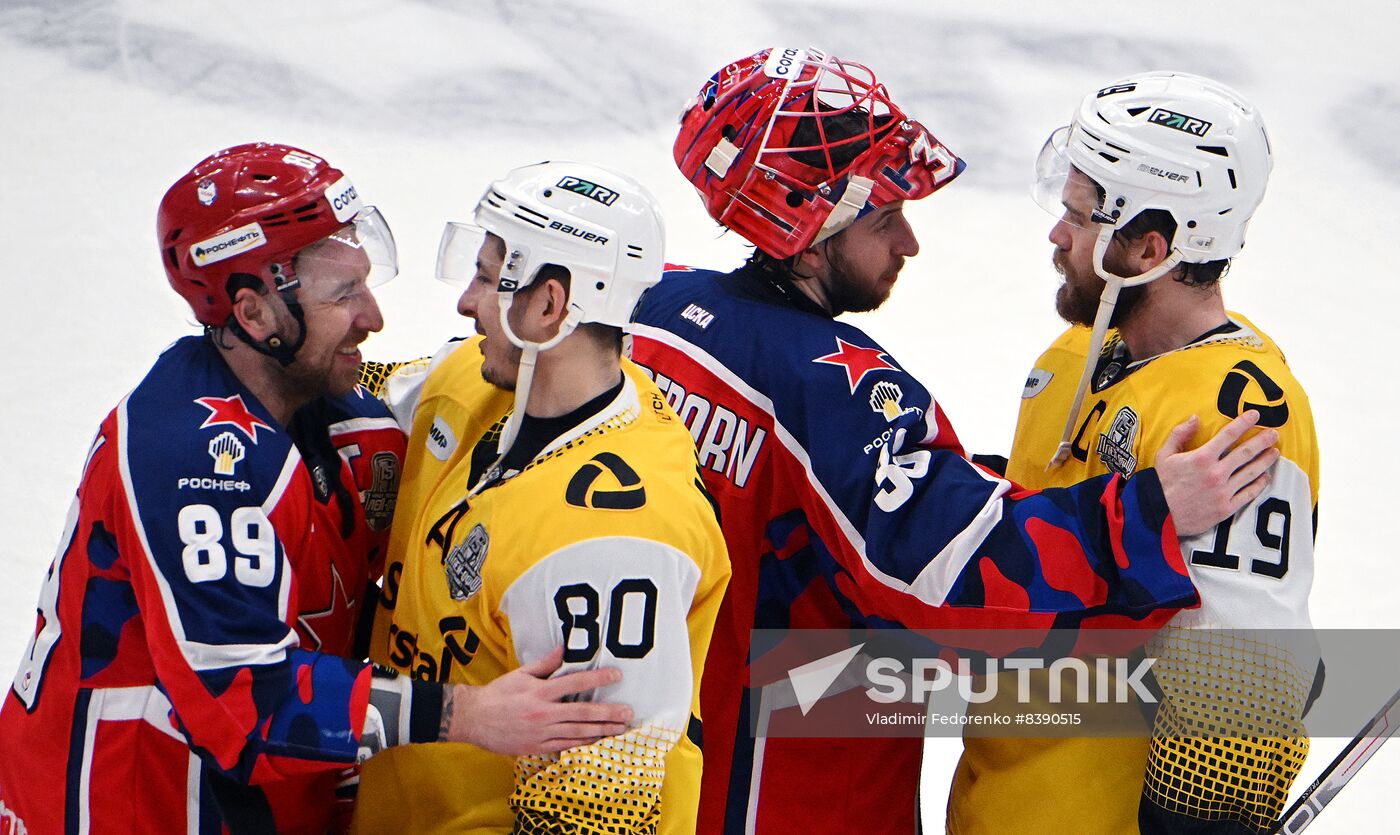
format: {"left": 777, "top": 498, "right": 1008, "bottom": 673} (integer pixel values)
{"left": 510, "top": 724, "right": 680, "bottom": 835}
{"left": 1142, "top": 627, "right": 1312, "bottom": 831}
{"left": 358, "top": 359, "right": 425, "bottom": 398}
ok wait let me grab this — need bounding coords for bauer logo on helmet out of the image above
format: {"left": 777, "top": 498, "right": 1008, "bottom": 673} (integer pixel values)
{"left": 547, "top": 220, "right": 609, "bottom": 246}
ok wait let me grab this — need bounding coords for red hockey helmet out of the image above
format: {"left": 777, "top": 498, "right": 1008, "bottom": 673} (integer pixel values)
{"left": 157, "top": 142, "right": 395, "bottom": 326}
{"left": 675, "top": 47, "right": 966, "bottom": 259}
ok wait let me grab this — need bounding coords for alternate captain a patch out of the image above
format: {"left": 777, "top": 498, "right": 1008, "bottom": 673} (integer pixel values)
{"left": 1096, "top": 406, "right": 1140, "bottom": 477}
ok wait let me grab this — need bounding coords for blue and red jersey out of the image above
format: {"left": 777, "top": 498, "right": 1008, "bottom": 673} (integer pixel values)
{"left": 0, "top": 335, "right": 404, "bottom": 835}
{"left": 629, "top": 265, "right": 1198, "bottom": 835}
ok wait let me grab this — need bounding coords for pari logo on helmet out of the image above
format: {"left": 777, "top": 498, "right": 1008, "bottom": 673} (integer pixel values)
{"left": 557, "top": 175, "right": 619, "bottom": 206}
{"left": 675, "top": 46, "right": 965, "bottom": 259}
{"left": 1147, "top": 107, "right": 1213, "bottom": 137}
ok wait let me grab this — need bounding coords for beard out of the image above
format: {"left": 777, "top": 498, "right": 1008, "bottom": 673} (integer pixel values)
{"left": 478, "top": 338, "right": 521, "bottom": 391}
{"left": 1053, "top": 251, "right": 1147, "bottom": 328}
{"left": 825, "top": 239, "right": 901, "bottom": 315}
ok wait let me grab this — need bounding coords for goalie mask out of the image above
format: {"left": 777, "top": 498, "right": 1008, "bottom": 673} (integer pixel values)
{"left": 675, "top": 47, "right": 964, "bottom": 259}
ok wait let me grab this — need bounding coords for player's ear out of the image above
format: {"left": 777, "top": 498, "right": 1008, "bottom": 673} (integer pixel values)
{"left": 543, "top": 278, "right": 569, "bottom": 322}
{"left": 1137, "top": 229, "right": 1173, "bottom": 272}
{"left": 791, "top": 242, "right": 827, "bottom": 281}
{"left": 230, "top": 286, "right": 276, "bottom": 339}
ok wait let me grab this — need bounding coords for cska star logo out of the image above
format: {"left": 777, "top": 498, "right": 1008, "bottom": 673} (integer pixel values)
{"left": 195, "top": 394, "right": 274, "bottom": 443}
{"left": 814, "top": 337, "right": 899, "bottom": 394}
{"left": 297, "top": 564, "right": 354, "bottom": 652}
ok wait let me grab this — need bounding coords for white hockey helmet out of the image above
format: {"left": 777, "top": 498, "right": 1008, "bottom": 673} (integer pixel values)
{"left": 437, "top": 160, "right": 666, "bottom": 339}
{"left": 436, "top": 162, "right": 666, "bottom": 493}
{"left": 1035, "top": 73, "right": 1273, "bottom": 471}
{"left": 1034, "top": 70, "right": 1273, "bottom": 266}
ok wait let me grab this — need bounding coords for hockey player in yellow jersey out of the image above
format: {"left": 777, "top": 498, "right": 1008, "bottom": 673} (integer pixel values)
{"left": 950, "top": 73, "right": 1319, "bottom": 834}
{"left": 352, "top": 162, "right": 729, "bottom": 834}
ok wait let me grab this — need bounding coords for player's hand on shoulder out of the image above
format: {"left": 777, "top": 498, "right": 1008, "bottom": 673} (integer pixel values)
{"left": 1154, "top": 410, "right": 1280, "bottom": 537}
{"left": 441, "top": 646, "right": 633, "bottom": 755}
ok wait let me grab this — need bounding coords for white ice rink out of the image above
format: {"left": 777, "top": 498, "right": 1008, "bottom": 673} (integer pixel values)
{"left": 2, "top": 0, "right": 1397, "bottom": 829}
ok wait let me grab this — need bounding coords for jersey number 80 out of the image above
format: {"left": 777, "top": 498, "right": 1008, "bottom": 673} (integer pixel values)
{"left": 554, "top": 579, "right": 658, "bottom": 662}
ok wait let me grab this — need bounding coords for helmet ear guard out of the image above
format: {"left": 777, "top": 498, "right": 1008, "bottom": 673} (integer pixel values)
{"left": 675, "top": 47, "right": 964, "bottom": 259}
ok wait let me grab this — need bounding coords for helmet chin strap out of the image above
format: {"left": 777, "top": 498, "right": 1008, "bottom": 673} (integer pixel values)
{"left": 1047, "top": 225, "right": 1183, "bottom": 470}
{"left": 465, "top": 291, "right": 582, "bottom": 499}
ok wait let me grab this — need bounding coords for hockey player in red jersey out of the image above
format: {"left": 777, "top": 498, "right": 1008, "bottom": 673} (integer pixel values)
{"left": 0, "top": 143, "right": 630, "bottom": 835}
{"left": 628, "top": 48, "right": 1283, "bottom": 834}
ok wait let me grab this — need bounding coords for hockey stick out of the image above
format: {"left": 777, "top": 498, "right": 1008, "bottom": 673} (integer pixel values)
{"left": 1273, "top": 683, "right": 1400, "bottom": 833}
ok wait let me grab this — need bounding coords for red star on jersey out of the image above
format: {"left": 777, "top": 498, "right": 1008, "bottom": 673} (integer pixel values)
{"left": 195, "top": 394, "right": 274, "bottom": 443}
{"left": 813, "top": 337, "right": 898, "bottom": 393}
{"left": 297, "top": 564, "right": 354, "bottom": 653}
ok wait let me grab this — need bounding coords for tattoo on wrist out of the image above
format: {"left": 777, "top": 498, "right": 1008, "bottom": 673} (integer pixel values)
{"left": 439, "top": 688, "right": 456, "bottom": 741}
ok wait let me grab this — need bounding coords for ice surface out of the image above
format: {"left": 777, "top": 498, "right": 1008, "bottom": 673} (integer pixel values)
{"left": 3, "top": 0, "right": 1396, "bottom": 828}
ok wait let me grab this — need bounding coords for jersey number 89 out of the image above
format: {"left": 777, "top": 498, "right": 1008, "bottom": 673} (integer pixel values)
{"left": 177, "top": 504, "right": 278, "bottom": 587}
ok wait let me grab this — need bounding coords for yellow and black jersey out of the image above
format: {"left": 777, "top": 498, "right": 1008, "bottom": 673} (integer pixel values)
{"left": 952, "top": 315, "right": 1320, "bottom": 834}
{"left": 352, "top": 337, "right": 730, "bottom": 835}
{"left": 1005, "top": 324, "right": 1098, "bottom": 490}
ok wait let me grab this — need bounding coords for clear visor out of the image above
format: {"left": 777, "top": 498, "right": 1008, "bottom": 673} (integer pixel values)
{"left": 435, "top": 221, "right": 509, "bottom": 290}
{"left": 292, "top": 206, "right": 398, "bottom": 305}
{"left": 1031, "top": 126, "right": 1108, "bottom": 231}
